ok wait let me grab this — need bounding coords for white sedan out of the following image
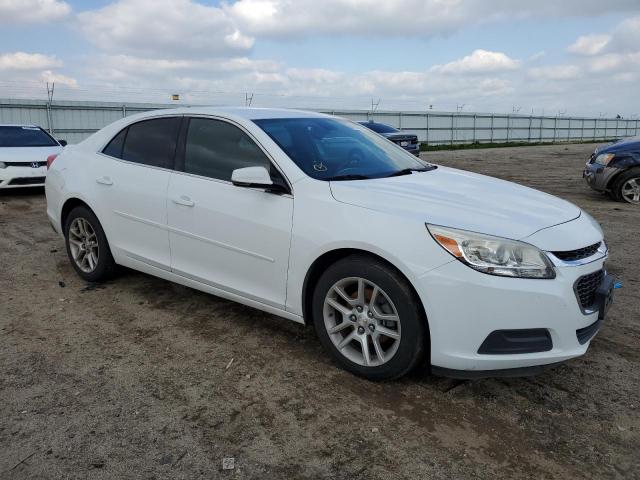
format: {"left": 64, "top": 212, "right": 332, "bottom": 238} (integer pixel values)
{"left": 0, "top": 124, "right": 64, "bottom": 188}
{"left": 45, "top": 107, "right": 614, "bottom": 380}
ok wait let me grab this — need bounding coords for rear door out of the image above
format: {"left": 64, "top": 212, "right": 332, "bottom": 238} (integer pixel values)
{"left": 93, "top": 116, "right": 181, "bottom": 269}
{"left": 167, "top": 116, "right": 294, "bottom": 308}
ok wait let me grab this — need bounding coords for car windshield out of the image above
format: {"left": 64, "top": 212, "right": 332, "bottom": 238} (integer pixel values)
{"left": 359, "top": 122, "right": 399, "bottom": 134}
{"left": 0, "top": 126, "right": 58, "bottom": 147}
{"left": 254, "top": 117, "right": 428, "bottom": 180}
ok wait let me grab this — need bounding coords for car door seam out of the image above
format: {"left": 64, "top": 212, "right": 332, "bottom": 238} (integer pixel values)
{"left": 115, "top": 209, "right": 275, "bottom": 263}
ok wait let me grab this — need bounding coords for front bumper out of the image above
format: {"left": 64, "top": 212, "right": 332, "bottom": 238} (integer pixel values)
{"left": 0, "top": 166, "right": 47, "bottom": 189}
{"left": 583, "top": 161, "right": 621, "bottom": 193}
{"left": 418, "top": 254, "right": 611, "bottom": 375}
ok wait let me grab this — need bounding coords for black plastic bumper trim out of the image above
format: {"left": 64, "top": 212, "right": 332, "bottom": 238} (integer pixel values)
{"left": 478, "top": 328, "right": 552, "bottom": 355}
{"left": 431, "top": 362, "right": 563, "bottom": 380}
{"left": 576, "top": 318, "right": 602, "bottom": 345}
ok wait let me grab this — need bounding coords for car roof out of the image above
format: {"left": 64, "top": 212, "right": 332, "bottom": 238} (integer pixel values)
{"left": 136, "top": 106, "right": 333, "bottom": 121}
{"left": 0, "top": 124, "right": 41, "bottom": 128}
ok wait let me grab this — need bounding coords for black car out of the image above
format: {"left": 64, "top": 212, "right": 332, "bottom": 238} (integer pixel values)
{"left": 583, "top": 136, "right": 640, "bottom": 204}
{"left": 358, "top": 121, "right": 420, "bottom": 156}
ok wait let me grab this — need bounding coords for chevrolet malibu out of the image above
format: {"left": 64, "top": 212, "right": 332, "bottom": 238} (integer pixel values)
{"left": 45, "top": 108, "right": 614, "bottom": 380}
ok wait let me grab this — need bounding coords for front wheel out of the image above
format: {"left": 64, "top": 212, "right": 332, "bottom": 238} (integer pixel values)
{"left": 611, "top": 167, "right": 640, "bottom": 205}
{"left": 312, "top": 255, "right": 427, "bottom": 380}
{"left": 64, "top": 206, "right": 117, "bottom": 282}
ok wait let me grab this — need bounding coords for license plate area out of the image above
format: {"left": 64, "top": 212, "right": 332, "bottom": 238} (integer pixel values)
{"left": 594, "top": 274, "right": 615, "bottom": 320}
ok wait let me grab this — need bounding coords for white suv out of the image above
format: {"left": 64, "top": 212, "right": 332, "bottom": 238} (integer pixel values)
{"left": 45, "top": 107, "right": 614, "bottom": 380}
{"left": 0, "top": 124, "right": 64, "bottom": 189}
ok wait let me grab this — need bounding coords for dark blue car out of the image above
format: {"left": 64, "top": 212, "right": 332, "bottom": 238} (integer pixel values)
{"left": 358, "top": 121, "right": 420, "bottom": 157}
{"left": 583, "top": 136, "right": 640, "bottom": 204}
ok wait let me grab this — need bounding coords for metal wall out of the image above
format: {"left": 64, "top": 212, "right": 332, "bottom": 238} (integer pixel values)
{"left": 1, "top": 98, "right": 638, "bottom": 145}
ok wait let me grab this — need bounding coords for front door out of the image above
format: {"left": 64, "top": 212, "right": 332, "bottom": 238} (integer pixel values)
{"left": 167, "top": 117, "right": 293, "bottom": 308}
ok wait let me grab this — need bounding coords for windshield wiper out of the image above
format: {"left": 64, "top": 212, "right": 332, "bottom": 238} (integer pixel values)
{"left": 385, "top": 165, "right": 437, "bottom": 177}
{"left": 325, "top": 174, "right": 372, "bottom": 181}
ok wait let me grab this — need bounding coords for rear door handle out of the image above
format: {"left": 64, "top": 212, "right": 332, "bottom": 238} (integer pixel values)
{"left": 172, "top": 195, "right": 195, "bottom": 207}
{"left": 96, "top": 176, "right": 113, "bottom": 186}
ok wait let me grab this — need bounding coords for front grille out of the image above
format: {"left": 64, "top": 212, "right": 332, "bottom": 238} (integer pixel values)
{"left": 4, "top": 161, "right": 47, "bottom": 167}
{"left": 576, "top": 319, "right": 602, "bottom": 345}
{"left": 552, "top": 242, "right": 601, "bottom": 261}
{"left": 575, "top": 270, "right": 604, "bottom": 310}
{"left": 8, "top": 177, "right": 46, "bottom": 185}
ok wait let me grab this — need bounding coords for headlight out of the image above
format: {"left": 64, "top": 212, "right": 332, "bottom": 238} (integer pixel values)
{"left": 0, "top": 161, "right": 6, "bottom": 169}
{"left": 595, "top": 153, "right": 615, "bottom": 166}
{"left": 427, "top": 224, "right": 556, "bottom": 279}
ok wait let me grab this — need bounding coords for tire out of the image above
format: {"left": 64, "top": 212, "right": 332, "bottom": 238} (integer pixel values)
{"left": 610, "top": 167, "right": 640, "bottom": 204}
{"left": 64, "top": 206, "right": 117, "bottom": 282}
{"left": 312, "top": 254, "right": 427, "bottom": 380}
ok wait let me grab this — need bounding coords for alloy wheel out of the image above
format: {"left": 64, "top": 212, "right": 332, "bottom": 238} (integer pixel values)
{"left": 323, "top": 277, "right": 401, "bottom": 367}
{"left": 621, "top": 178, "right": 640, "bottom": 204}
{"left": 68, "top": 217, "right": 100, "bottom": 273}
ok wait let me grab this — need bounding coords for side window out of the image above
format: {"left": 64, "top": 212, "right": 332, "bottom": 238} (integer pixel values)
{"left": 121, "top": 117, "right": 181, "bottom": 169}
{"left": 184, "top": 118, "right": 270, "bottom": 181}
{"left": 102, "top": 128, "right": 127, "bottom": 158}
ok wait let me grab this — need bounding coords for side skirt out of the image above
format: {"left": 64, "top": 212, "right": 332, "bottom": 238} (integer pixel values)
{"left": 117, "top": 255, "right": 305, "bottom": 325}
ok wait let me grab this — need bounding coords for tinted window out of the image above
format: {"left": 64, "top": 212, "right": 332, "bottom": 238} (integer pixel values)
{"left": 184, "top": 118, "right": 270, "bottom": 181}
{"left": 102, "top": 128, "right": 127, "bottom": 158}
{"left": 0, "top": 126, "right": 58, "bottom": 147}
{"left": 358, "top": 122, "right": 398, "bottom": 134}
{"left": 121, "top": 117, "right": 181, "bottom": 169}
{"left": 255, "top": 118, "right": 425, "bottom": 180}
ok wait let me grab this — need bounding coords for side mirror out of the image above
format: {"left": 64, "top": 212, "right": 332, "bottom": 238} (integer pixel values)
{"left": 58, "top": 139, "right": 68, "bottom": 146}
{"left": 231, "top": 166, "right": 289, "bottom": 194}
{"left": 231, "top": 166, "right": 273, "bottom": 187}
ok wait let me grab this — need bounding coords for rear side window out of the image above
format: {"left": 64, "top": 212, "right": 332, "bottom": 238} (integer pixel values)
{"left": 102, "top": 128, "right": 127, "bottom": 158}
{"left": 119, "top": 117, "right": 181, "bottom": 169}
{"left": 0, "top": 126, "right": 58, "bottom": 147}
{"left": 184, "top": 118, "right": 270, "bottom": 181}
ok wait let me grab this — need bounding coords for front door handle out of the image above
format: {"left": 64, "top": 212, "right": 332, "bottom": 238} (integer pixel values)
{"left": 96, "top": 176, "right": 113, "bottom": 186}
{"left": 172, "top": 195, "right": 195, "bottom": 207}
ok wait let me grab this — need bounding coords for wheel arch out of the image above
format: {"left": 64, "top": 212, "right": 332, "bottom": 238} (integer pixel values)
{"left": 60, "top": 197, "right": 96, "bottom": 231}
{"left": 606, "top": 165, "right": 640, "bottom": 196}
{"left": 605, "top": 157, "right": 640, "bottom": 190}
{"left": 301, "top": 248, "right": 430, "bottom": 338}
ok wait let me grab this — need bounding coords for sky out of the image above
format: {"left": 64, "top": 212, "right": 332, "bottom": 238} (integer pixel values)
{"left": 1, "top": 0, "right": 639, "bottom": 116}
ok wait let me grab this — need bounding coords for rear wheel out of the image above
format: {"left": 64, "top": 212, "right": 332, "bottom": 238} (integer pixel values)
{"left": 64, "top": 206, "right": 117, "bottom": 282}
{"left": 611, "top": 167, "right": 640, "bottom": 204}
{"left": 312, "top": 255, "right": 427, "bottom": 380}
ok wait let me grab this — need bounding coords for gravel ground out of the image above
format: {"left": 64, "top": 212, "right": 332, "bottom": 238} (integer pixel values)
{"left": 1, "top": 143, "right": 638, "bottom": 479}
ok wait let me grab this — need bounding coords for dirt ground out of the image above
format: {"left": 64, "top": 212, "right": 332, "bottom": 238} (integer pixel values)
{"left": 1, "top": 143, "right": 638, "bottom": 479}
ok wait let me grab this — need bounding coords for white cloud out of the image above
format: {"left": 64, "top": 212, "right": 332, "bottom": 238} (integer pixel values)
{"left": 77, "top": 0, "right": 254, "bottom": 59}
{"left": 606, "top": 16, "right": 640, "bottom": 54}
{"left": 528, "top": 65, "right": 582, "bottom": 81}
{"left": 0, "top": 0, "right": 70, "bottom": 24}
{"left": 567, "top": 34, "right": 611, "bottom": 56}
{"left": 586, "top": 52, "right": 640, "bottom": 73}
{"left": 226, "top": 0, "right": 640, "bottom": 38}
{"left": 0, "top": 52, "right": 62, "bottom": 70}
{"left": 431, "top": 50, "right": 520, "bottom": 74}
{"left": 40, "top": 70, "right": 77, "bottom": 87}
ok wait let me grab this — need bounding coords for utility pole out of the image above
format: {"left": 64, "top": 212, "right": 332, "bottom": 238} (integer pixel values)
{"left": 46, "top": 82, "right": 55, "bottom": 136}
{"left": 245, "top": 93, "right": 254, "bottom": 107}
{"left": 371, "top": 98, "right": 381, "bottom": 115}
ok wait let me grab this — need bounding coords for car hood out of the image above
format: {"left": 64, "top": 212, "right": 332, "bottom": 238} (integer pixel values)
{"left": 597, "top": 136, "right": 640, "bottom": 154}
{"left": 329, "top": 166, "right": 581, "bottom": 240}
{"left": 0, "top": 146, "right": 63, "bottom": 162}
